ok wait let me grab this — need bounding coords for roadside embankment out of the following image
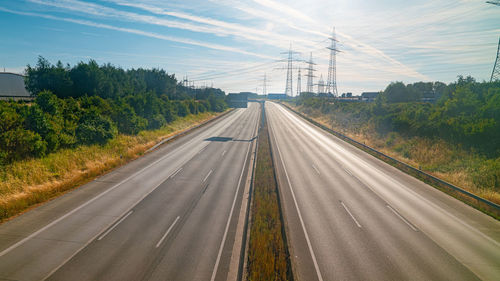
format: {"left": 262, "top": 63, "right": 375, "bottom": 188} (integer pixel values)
{"left": 247, "top": 104, "right": 293, "bottom": 280}
{"left": 0, "top": 111, "right": 229, "bottom": 222}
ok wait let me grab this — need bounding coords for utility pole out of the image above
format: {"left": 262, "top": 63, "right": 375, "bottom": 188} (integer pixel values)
{"left": 297, "top": 67, "right": 302, "bottom": 96}
{"left": 491, "top": 37, "right": 500, "bottom": 82}
{"left": 326, "top": 27, "right": 340, "bottom": 97}
{"left": 305, "top": 52, "right": 316, "bottom": 93}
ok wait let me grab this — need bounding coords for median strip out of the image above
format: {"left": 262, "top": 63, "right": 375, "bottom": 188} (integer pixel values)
{"left": 247, "top": 104, "right": 293, "bottom": 280}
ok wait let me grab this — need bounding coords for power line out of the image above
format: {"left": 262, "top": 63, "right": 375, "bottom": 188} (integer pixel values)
{"left": 189, "top": 60, "right": 279, "bottom": 81}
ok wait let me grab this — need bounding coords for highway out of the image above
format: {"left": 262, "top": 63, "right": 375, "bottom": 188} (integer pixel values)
{"left": 266, "top": 102, "right": 500, "bottom": 281}
{"left": 0, "top": 102, "right": 260, "bottom": 281}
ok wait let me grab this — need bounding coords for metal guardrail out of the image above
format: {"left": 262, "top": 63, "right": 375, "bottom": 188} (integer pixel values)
{"left": 281, "top": 103, "right": 500, "bottom": 219}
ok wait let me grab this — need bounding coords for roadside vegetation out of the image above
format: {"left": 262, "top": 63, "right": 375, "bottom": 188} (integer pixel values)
{"left": 290, "top": 77, "right": 500, "bottom": 205}
{"left": 248, "top": 106, "right": 292, "bottom": 281}
{"left": 0, "top": 57, "right": 228, "bottom": 221}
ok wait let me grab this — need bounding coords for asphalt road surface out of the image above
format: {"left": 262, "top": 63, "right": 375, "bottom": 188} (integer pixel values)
{"left": 266, "top": 101, "right": 500, "bottom": 281}
{"left": 0, "top": 102, "right": 260, "bottom": 281}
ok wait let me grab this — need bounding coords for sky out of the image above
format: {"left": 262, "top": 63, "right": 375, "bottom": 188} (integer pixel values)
{"left": 0, "top": 0, "right": 499, "bottom": 95}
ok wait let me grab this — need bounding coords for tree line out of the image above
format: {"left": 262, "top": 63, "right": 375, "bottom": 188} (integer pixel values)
{"left": 296, "top": 77, "right": 500, "bottom": 157}
{"left": 0, "top": 57, "right": 227, "bottom": 164}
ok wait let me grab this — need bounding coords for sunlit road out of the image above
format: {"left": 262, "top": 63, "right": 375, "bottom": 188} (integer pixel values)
{"left": 0, "top": 103, "right": 260, "bottom": 281}
{"left": 266, "top": 102, "right": 500, "bottom": 281}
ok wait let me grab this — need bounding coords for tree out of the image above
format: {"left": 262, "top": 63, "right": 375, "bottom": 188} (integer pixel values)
{"left": 76, "top": 109, "right": 117, "bottom": 144}
{"left": 70, "top": 60, "right": 104, "bottom": 97}
{"left": 111, "top": 102, "right": 147, "bottom": 135}
{"left": 175, "top": 101, "right": 189, "bottom": 117}
{"left": 25, "top": 56, "right": 73, "bottom": 97}
{"left": 383, "top": 82, "right": 420, "bottom": 103}
{"left": 35, "top": 90, "right": 60, "bottom": 115}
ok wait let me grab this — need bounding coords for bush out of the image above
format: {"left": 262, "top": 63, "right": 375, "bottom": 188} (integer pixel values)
{"left": 473, "top": 158, "right": 500, "bottom": 192}
{"left": 0, "top": 128, "right": 47, "bottom": 161}
{"left": 76, "top": 110, "right": 117, "bottom": 144}
{"left": 35, "top": 90, "right": 60, "bottom": 115}
{"left": 148, "top": 114, "right": 166, "bottom": 130}
{"left": 111, "top": 102, "right": 147, "bottom": 135}
{"left": 175, "top": 101, "right": 189, "bottom": 117}
{"left": 0, "top": 57, "right": 228, "bottom": 164}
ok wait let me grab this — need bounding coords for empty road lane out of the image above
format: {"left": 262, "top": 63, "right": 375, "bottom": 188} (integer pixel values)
{"left": 0, "top": 102, "right": 260, "bottom": 281}
{"left": 266, "top": 101, "right": 500, "bottom": 281}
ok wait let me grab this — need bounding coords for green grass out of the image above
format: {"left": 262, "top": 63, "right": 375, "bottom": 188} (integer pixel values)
{"left": 0, "top": 112, "right": 222, "bottom": 222}
{"left": 247, "top": 108, "right": 292, "bottom": 281}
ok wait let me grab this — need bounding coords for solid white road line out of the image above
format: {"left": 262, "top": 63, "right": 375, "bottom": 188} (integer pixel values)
{"left": 0, "top": 146, "right": 177, "bottom": 258}
{"left": 203, "top": 170, "right": 213, "bottom": 182}
{"left": 98, "top": 211, "right": 134, "bottom": 241}
{"left": 210, "top": 138, "right": 253, "bottom": 281}
{"left": 276, "top": 104, "right": 500, "bottom": 246}
{"left": 37, "top": 111, "right": 246, "bottom": 281}
{"left": 0, "top": 109, "right": 243, "bottom": 259}
{"left": 387, "top": 205, "right": 418, "bottom": 232}
{"left": 170, "top": 167, "right": 183, "bottom": 179}
{"left": 343, "top": 166, "right": 353, "bottom": 177}
{"left": 270, "top": 115, "right": 324, "bottom": 281}
{"left": 312, "top": 164, "right": 321, "bottom": 175}
{"left": 156, "top": 216, "right": 180, "bottom": 248}
{"left": 197, "top": 145, "right": 208, "bottom": 154}
{"left": 340, "top": 201, "right": 362, "bottom": 228}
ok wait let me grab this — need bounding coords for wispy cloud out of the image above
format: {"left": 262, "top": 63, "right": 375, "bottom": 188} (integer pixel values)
{"left": 0, "top": 6, "right": 274, "bottom": 59}
{"left": 1, "top": 0, "right": 496, "bottom": 94}
{"left": 25, "top": 0, "right": 430, "bottom": 81}
{"left": 252, "top": 0, "right": 316, "bottom": 23}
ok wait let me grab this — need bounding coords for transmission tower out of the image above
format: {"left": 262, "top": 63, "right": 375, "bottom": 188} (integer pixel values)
{"left": 305, "top": 52, "right": 316, "bottom": 93}
{"left": 281, "top": 44, "right": 300, "bottom": 96}
{"left": 491, "top": 37, "right": 500, "bottom": 82}
{"left": 262, "top": 73, "right": 268, "bottom": 95}
{"left": 318, "top": 74, "right": 325, "bottom": 94}
{"left": 297, "top": 68, "right": 302, "bottom": 96}
{"left": 326, "top": 27, "right": 340, "bottom": 97}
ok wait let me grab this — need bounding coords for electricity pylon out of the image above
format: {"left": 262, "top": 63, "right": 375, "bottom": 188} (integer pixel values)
{"left": 297, "top": 67, "right": 302, "bottom": 96}
{"left": 281, "top": 44, "right": 300, "bottom": 96}
{"left": 305, "top": 52, "right": 316, "bottom": 93}
{"left": 491, "top": 37, "right": 500, "bottom": 82}
{"left": 261, "top": 73, "right": 268, "bottom": 95}
{"left": 326, "top": 27, "right": 340, "bottom": 97}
